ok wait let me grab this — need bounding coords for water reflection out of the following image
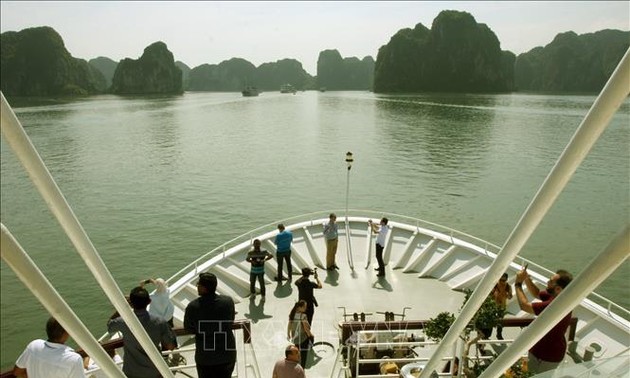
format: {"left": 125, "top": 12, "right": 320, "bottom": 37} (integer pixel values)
{"left": 374, "top": 95, "right": 497, "bottom": 186}
{"left": 13, "top": 107, "right": 82, "bottom": 178}
{"left": 145, "top": 100, "right": 182, "bottom": 168}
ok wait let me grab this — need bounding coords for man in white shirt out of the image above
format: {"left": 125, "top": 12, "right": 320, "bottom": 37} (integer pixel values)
{"left": 14, "top": 317, "right": 86, "bottom": 378}
{"left": 369, "top": 217, "right": 389, "bottom": 277}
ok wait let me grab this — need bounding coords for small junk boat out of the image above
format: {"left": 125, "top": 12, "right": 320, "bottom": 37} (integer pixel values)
{"left": 242, "top": 86, "right": 260, "bottom": 97}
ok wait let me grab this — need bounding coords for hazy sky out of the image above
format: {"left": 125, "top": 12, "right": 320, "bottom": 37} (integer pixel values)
{"left": 1, "top": 1, "right": 628, "bottom": 75}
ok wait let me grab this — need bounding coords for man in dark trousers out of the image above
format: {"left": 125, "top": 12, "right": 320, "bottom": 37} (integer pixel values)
{"left": 246, "top": 239, "right": 273, "bottom": 297}
{"left": 369, "top": 217, "right": 389, "bottom": 277}
{"left": 295, "top": 267, "right": 322, "bottom": 325}
{"left": 274, "top": 223, "right": 294, "bottom": 281}
{"left": 184, "top": 272, "right": 236, "bottom": 378}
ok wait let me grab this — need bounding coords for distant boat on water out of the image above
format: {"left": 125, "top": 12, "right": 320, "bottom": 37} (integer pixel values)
{"left": 319, "top": 87, "right": 327, "bottom": 92}
{"left": 242, "top": 86, "right": 259, "bottom": 97}
{"left": 280, "top": 83, "right": 297, "bottom": 94}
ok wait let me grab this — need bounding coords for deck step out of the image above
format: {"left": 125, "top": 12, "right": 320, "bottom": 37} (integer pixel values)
{"left": 419, "top": 244, "right": 457, "bottom": 277}
{"left": 393, "top": 231, "right": 422, "bottom": 269}
{"left": 403, "top": 238, "right": 438, "bottom": 273}
{"left": 302, "top": 226, "right": 325, "bottom": 268}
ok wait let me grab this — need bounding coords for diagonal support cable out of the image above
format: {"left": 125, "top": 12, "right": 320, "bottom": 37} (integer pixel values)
{"left": 1, "top": 224, "right": 125, "bottom": 377}
{"left": 420, "top": 47, "right": 630, "bottom": 377}
{"left": 1, "top": 92, "right": 175, "bottom": 378}
{"left": 479, "top": 225, "right": 629, "bottom": 377}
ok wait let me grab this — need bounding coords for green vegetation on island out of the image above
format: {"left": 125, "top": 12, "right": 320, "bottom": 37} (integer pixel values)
{"left": 1, "top": 15, "right": 628, "bottom": 98}
{"left": 514, "top": 29, "right": 629, "bottom": 92}
{"left": 88, "top": 56, "right": 118, "bottom": 88}
{"left": 187, "top": 57, "right": 313, "bottom": 92}
{"left": 317, "top": 49, "right": 374, "bottom": 90}
{"left": 110, "top": 41, "right": 183, "bottom": 95}
{"left": 0, "top": 26, "right": 106, "bottom": 96}
{"left": 374, "top": 10, "right": 515, "bottom": 93}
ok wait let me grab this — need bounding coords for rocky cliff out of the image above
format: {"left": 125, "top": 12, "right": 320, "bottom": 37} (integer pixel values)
{"left": 110, "top": 41, "right": 183, "bottom": 95}
{"left": 1, "top": 26, "right": 106, "bottom": 96}
{"left": 374, "top": 10, "right": 514, "bottom": 93}
{"left": 514, "top": 29, "right": 629, "bottom": 92}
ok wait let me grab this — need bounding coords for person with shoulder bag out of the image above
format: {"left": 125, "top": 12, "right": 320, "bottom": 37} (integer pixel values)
{"left": 287, "top": 300, "right": 314, "bottom": 368}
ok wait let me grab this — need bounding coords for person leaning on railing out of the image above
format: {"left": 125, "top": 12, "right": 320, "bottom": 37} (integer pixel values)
{"left": 13, "top": 317, "right": 86, "bottom": 378}
{"left": 107, "top": 286, "right": 176, "bottom": 378}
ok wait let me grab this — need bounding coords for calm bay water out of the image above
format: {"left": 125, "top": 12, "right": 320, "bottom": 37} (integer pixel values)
{"left": 1, "top": 91, "right": 629, "bottom": 369}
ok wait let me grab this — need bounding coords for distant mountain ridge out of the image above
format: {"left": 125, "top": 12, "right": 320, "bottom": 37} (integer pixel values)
{"left": 514, "top": 29, "right": 629, "bottom": 92}
{"left": 1, "top": 17, "right": 628, "bottom": 97}
{"left": 88, "top": 56, "right": 118, "bottom": 88}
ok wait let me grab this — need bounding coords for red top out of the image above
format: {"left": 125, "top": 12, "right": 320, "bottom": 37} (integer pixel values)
{"left": 530, "top": 291, "right": 572, "bottom": 362}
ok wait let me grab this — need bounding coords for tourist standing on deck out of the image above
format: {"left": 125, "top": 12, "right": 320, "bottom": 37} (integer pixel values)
{"left": 287, "top": 301, "right": 315, "bottom": 369}
{"left": 515, "top": 268, "right": 573, "bottom": 374}
{"left": 272, "top": 344, "right": 306, "bottom": 378}
{"left": 246, "top": 239, "right": 273, "bottom": 297}
{"left": 295, "top": 267, "right": 322, "bottom": 325}
{"left": 491, "top": 273, "right": 513, "bottom": 339}
{"left": 369, "top": 217, "right": 389, "bottom": 277}
{"left": 323, "top": 213, "right": 339, "bottom": 270}
{"left": 107, "top": 286, "right": 177, "bottom": 378}
{"left": 274, "top": 224, "right": 294, "bottom": 281}
{"left": 14, "top": 317, "right": 86, "bottom": 378}
{"left": 184, "top": 272, "right": 237, "bottom": 378}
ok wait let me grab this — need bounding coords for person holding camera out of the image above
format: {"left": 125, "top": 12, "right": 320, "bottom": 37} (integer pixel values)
{"left": 295, "top": 267, "right": 322, "bottom": 325}
{"left": 369, "top": 217, "right": 389, "bottom": 277}
{"left": 140, "top": 278, "right": 174, "bottom": 327}
{"left": 515, "top": 268, "right": 573, "bottom": 374}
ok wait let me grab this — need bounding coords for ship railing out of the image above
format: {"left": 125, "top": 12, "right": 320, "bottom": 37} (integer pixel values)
{"left": 166, "top": 209, "right": 505, "bottom": 287}
{"left": 165, "top": 209, "right": 630, "bottom": 323}
{"left": 1, "top": 92, "right": 173, "bottom": 377}
{"left": 335, "top": 318, "right": 578, "bottom": 378}
{"left": 80, "top": 320, "right": 260, "bottom": 378}
{"left": 440, "top": 49, "right": 629, "bottom": 378}
{"left": 1, "top": 320, "right": 260, "bottom": 377}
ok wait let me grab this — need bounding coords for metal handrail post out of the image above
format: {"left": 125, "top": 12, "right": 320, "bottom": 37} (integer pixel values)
{"left": 479, "top": 225, "right": 630, "bottom": 377}
{"left": 420, "top": 47, "right": 630, "bottom": 377}
{"left": 1, "top": 224, "right": 125, "bottom": 378}
{"left": 345, "top": 153, "right": 355, "bottom": 270}
{"left": 0, "top": 92, "right": 175, "bottom": 377}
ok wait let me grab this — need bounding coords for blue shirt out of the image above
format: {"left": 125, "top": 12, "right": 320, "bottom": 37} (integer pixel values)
{"left": 275, "top": 230, "right": 293, "bottom": 253}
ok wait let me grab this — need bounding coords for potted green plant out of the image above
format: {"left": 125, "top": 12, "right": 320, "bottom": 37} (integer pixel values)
{"left": 422, "top": 289, "right": 533, "bottom": 378}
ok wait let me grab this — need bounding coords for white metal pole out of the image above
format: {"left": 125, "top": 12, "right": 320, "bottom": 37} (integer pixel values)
{"left": 1, "top": 223, "right": 125, "bottom": 378}
{"left": 345, "top": 166, "right": 354, "bottom": 269}
{"left": 0, "top": 92, "right": 175, "bottom": 378}
{"left": 420, "top": 48, "right": 630, "bottom": 377}
{"left": 479, "top": 225, "right": 630, "bottom": 378}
